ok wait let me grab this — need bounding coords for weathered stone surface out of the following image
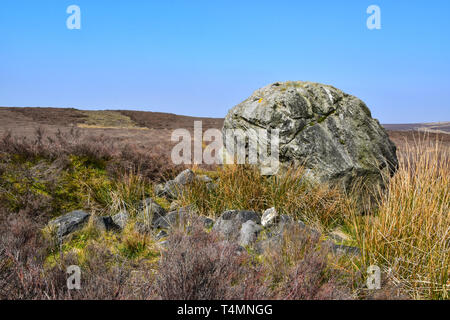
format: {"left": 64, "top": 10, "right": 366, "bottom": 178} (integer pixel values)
{"left": 261, "top": 207, "right": 278, "bottom": 227}
{"left": 93, "top": 216, "right": 120, "bottom": 232}
{"left": 198, "top": 216, "right": 215, "bottom": 229}
{"left": 223, "top": 81, "right": 398, "bottom": 191}
{"left": 153, "top": 207, "right": 191, "bottom": 229}
{"left": 137, "top": 198, "right": 166, "bottom": 225}
{"left": 174, "top": 169, "right": 195, "bottom": 185}
{"left": 111, "top": 210, "right": 129, "bottom": 230}
{"left": 196, "top": 175, "right": 213, "bottom": 183}
{"left": 49, "top": 210, "right": 90, "bottom": 238}
{"left": 213, "top": 210, "right": 261, "bottom": 239}
{"left": 239, "top": 220, "right": 262, "bottom": 247}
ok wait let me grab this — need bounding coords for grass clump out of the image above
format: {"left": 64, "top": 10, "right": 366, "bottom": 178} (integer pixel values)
{"left": 182, "top": 164, "right": 349, "bottom": 232}
{"left": 351, "top": 137, "right": 449, "bottom": 299}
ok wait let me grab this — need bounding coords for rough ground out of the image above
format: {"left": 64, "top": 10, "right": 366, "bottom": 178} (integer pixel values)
{"left": 1, "top": 107, "right": 448, "bottom": 153}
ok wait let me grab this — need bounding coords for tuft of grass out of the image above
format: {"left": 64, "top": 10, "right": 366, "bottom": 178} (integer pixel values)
{"left": 181, "top": 164, "right": 349, "bottom": 232}
{"left": 351, "top": 136, "right": 449, "bottom": 299}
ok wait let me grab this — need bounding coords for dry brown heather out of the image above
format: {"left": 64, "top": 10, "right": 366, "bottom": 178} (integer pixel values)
{"left": 0, "top": 107, "right": 448, "bottom": 300}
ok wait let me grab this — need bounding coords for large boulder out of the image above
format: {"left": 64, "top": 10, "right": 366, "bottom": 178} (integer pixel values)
{"left": 223, "top": 81, "right": 398, "bottom": 191}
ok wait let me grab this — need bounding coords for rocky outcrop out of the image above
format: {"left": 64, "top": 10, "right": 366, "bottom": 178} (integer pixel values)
{"left": 223, "top": 81, "right": 398, "bottom": 191}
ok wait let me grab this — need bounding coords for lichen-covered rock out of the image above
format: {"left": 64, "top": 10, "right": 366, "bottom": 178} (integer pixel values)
{"left": 174, "top": 169, "right": 195, "bottom": 185}
{"left": 239, "top": 220, "right": 262, "bottom": 247}
{"left": 153, "top": 207, "right": 192, "bottom": 229}
{"left": 111, "top": 210, "right": 129, "bottom": 230}
{"left": 157, "top": 169, "right": 196, "bottom": 199}
{"left": 49, "top": 210, "right": 90, "bottom": 238}
{"left": 223, "top": 81, "right": 398, "bottom": 191}
{"left": 261, "top": 207, "right": 278, "bottom": 227}
{"left": 213, "top": 210, "right": 261, "bottom": 239}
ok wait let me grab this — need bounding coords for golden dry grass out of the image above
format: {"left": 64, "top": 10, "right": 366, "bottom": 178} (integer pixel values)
{"left": 351, "top": 135, "right": 449, "bottom": 299}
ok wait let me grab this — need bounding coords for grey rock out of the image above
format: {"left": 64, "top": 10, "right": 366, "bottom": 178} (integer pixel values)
{"left": 93, "top": 216, "right": 120, "bottom": 232}
{"left": 154, "top": 183, "right": 165, "bottom": 197}
{"left": 111, "top": 210, "right": 129, "bottom": 230}
{"left": 213, "top": 210, "right": 261, "bottom": 239}
{"left": 158, "top": 169, "right": 197, "bottom": 199}
{"left": 329, "top": 242, "right": 361, "bottom": 256}
{"left": 155, "top": 230, "right": 168, "bottom": 240}
{"left": 223, "top": 81, "right": 398, "bottom": 191}
{"left": 261, "top": 207, "right": 278, "bottom": 227}
{"left": 49, "top": 210, "right": 90, "bottom": 238}
{"left": 196, "top": 174, "right": 213, "bottom": 183}
{"left": 198, "top": 216, "right": 214, "bottom": 229}
{"left": 239, "top": 220, "right": 262, "bottom": 247}
{"left": 153, "top": 207, "right": 192, "bottom": 229}
{"left": 174, "top": 169, "right": 195, "bottom": 185}
{"left": 137, "top": 198, "right": 166, "bottom": 226}
{"left": 169, "top": 200, "right": 181, "bottom": 212}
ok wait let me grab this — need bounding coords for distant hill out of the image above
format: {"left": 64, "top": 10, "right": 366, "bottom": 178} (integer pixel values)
{"left": 383, "top": 122, "right": 450, "bottom": 134}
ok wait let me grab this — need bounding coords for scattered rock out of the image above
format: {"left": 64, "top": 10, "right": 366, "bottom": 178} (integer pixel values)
{"left": 111, "top": 210, "right": 129, "bottom": 230}
{"left": 169, "top": 200, "right": 181, "bottom": 212}
{"left": 239, "top": 220, "right": 262, "bottom": 247}
{"left": 223, "top": 81, "right": 398, "bottom": 192}
{"left": 49, "top": 210, "right": 90, "bottom": 238}
{"left": 261, "top": 207, "right": 278, "bottom": 227}
{"left": 196, "top": 175, "right": 213, "bottom": 183}
{"left": 155, "top": 230, "right": 168, "bottom": 240}
{"left": 213, "top": 210, "right": 261, "bottom": 239}
{"left": 198, "top": 216, "right": 214, "bottom": 229}
{"left": 174, "top": 169, "right": 195, "bottom": 185}
{"left": 137, "top": 198, "right": 166, "bottom": 226}
{"left": 328, "top": 229, "right": 352, "bottom": 244}
{"left": 157, "top": 169, "right": 197, "bottom": 199}
{"left": 329, "top": 243, "right": 361, "bottom": 256}
{"left": 93, "top": 216, "right": 120, "bottom": 232}
{"left": 153, "top": 207, "right": 192, "bottom": 229}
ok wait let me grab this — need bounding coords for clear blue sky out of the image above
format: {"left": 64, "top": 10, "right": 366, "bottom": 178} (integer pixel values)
{"left": 1, "top": 0, "right": 449, "bottom": 123}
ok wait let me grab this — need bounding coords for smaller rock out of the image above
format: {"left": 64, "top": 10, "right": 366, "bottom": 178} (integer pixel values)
{"left": 154, "top": 183, "right": 165, "bottom": 197}
{"left": 162, "top": 180, "right": 182, "bottom": 199}
{"left": 49, "top": 210, "right": 90, "bottom": 238}
{"left": 239, "top": 220, "right": 262, "bottom": 247}
{"left": 93, "top": 216, "right": 120, "bottom": 232}
{"left": 213, "top": 210, "right": 261, "bottom": 239}
{"left": 196, "top": 175, "right": 213, "bottom": 183}
{"left": 261, "top": 207, "right": 278, "bottom": 227}
{"left": 330, "top": 243, "right": 361, "bottom": 256}
{"left": 137, "top": 198, "right": 166, "bottom": 225}
{"left": 329, "top": 229, "right": 352, "bottom": 244}
{"left": 174, "top": 169, "right": 195, "bottom": 185}
{"left": 155, "top": 230, "right": 168, "bottom": 240}
{"left": 206, "top": 182, "right": 218, "bottom": 191}
{"left": 169, "top": 200, "right": 181, "bottom": 212}
{"left": 111, "top": 210, "right": 129, "bottom": 230}
{"left": 198, "top": 216, "right": 214, "bottom": 229}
